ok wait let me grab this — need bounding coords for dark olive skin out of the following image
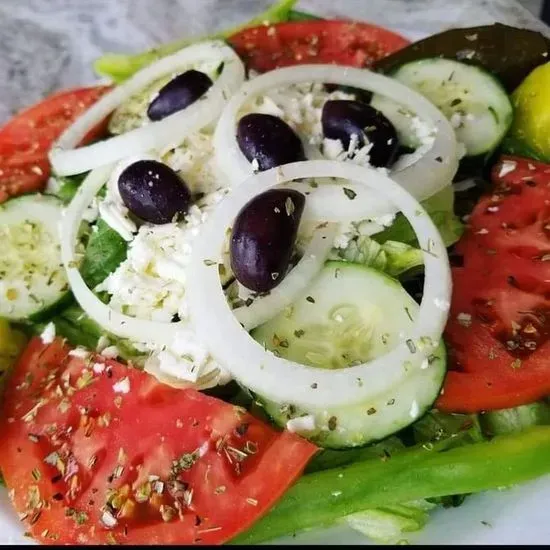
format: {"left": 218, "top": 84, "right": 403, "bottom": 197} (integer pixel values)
{"left": 237, "top": 113, "right": 306, "bottom": 171}
{"left": 321, "top": 100, "right": 399, "bottom": 167}
{"left": 118, "top": 160, "right": 191, "bottom": 224}
{"left": 147, "top": 69, "right": 213, "bottom": 121}
{"left": 230, "top": 189, "right": 306, "bottom": 293}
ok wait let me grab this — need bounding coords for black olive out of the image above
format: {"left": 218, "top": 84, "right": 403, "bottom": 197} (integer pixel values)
{"left": 118, "top": 160, "right": 191, "bottom": 224}
{"left": 147, "top": 70, "right": 213, "bottom": 121}
{"left": 236, "top": 113, "right": 306, "bottom": 171}
{"left": 321, "top": 100, "right": 399, "bottom": 167}
{"left": 230, "top": 189, "right": 305, "bottom": 292}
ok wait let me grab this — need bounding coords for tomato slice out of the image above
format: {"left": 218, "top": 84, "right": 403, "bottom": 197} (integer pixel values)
{"left": 228, "top": 20, "right": 409, "bottom": 72}
{"left": 0, "top": 338, "right": 316, "bottom": 545}
{"left": 438, "top": 156, "right": 550, "bottom": 412}
{"left": 0, "top": 86, "right": 111, "bottom": 202}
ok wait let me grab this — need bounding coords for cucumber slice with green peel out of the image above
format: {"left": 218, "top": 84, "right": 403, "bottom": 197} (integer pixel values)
{"left": 389, "top": 58, "right": 513, "bottom": 157}
{"left": 0, "top": 194, "right": 70, "bottom": 322}
{"left": 251, "top": 261, "right": 446, "bottom": 449}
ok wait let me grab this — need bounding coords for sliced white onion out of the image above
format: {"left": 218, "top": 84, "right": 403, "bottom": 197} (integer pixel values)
{"left": 286, "top": 180, "right": 392, "bottom": 226}
{"left": 50, "top": 41, "right": 245, "bottom": 176}
{"left": 59, "top": 165, "right": 186, "bottom": 345}
{"left": 214, "top": 64, "right": 458, "bottom": 206}
{"left": 186, "top": 160, "right": 452, "bottom": 409}
{"left": 233, "top": 222, "right": 338, "bottom": 331}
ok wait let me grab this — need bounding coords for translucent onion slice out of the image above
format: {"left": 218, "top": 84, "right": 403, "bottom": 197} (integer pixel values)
{"left": 186, "top": 160, "right": 452, "bottom": 409}
{"left": 50, "top": 41, "right": 245, "bottom": 176}
{"left": 233, "top": 222, "right": 338, "bottom": 331}
{"left": 213, "top": 65, "right": 458, "bottom": 210}
{"left": 59, "top": 165, "right": 185, "bottom": 345}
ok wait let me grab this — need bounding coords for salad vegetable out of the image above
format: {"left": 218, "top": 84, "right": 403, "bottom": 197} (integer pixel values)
{"left": 0, "top": 86, "right": 111, "bottom": 203}
{"left": 2, "top": 2, "right": 550, "bottom": 546}
{"left": 503, "top": 62, "right": 550, "bottom": 162}
{"left": 375, "top": 23, "right": 550, "bottom": 92}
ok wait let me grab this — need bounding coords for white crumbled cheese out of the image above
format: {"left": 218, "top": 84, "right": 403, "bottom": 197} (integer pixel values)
{"left": 155, "top": 350, "right": 201, "bottom": 383}
{"left": 322, "top": 138, "right": 345, "bottom": 160}
{"left": 333, "top": 230, "right": 353, "bottom": 250}
{"left": 113, "top": 376, "right": 130, "bottom": 394}
{"left": 83, "top": 198, "right": 99, "bottom": 223}
{"left": 40, "top": 322, "right": 56, "bottom": 344}
{"left": 498, "top": 160, "right": 517, "bottom": 178}
{"left": 241, "top": 82, "right": 355, "bottom": 151}
{"left": 99, "top": 200, "right": 136, "bottom": 242}
{"left": 434, "top": 298, "right": 450, "bottom": 311}
{"left": 68, "top": 347, "right": 91, "bottom": 359}
{"left": 92, "top": 362, "right": 106, "bottom": 374}
{"left": 420, "top": 358, "right": 430, "bottom": 370}
{"left": 347, "top": 133, "right": 360, "bottom": 156}
{"left": 101, "top": 510, "right": 118, "bottom": 528}
{"left": 198, "top": 441, "right": 210, "bottom": 457}
{"left": 251, "top": 158, "right": 260, "bottom": 171}
{"left": 286, "top": 415, "right": 316, "bottom": 433}
{"left": 457, "top": 312, "right": 472, "bottom": 327}
{"left": 373, "top": 213, "right": 396, "bottom": 228}
{"left": 450, "top": 112, "right": 463, "bottom": 129}
{"left": 101, "top": 345, "right": 120, "bottom": 359}
{"left": 409, "top": 400, "right": 420, "bottom": 419}
{"left": 410, "top": 116, "right": 437, "bottom": 146}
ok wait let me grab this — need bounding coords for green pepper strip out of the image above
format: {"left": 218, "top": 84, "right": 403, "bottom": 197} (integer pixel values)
{"left": 94, "top": 0, "right": 298, "bottom": 82}
{"left": 233, "top": 427, "right": 550, "bottom": 544}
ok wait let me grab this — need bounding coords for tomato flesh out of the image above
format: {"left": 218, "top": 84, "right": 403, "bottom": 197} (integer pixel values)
{"left": 438, "top": 156, "right": 550, "bottom": 412}
{"left": 228, "top": 20, "right": 409, "bottom": 72}
{"left": 0, "top": 338, "right": 317, "bottom": 544}
{"left": 0, "top": 86, "right": 111, "bottom": 202}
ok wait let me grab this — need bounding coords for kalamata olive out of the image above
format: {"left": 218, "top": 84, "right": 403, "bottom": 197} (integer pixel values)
{"left": 236, "top": 113, "right": 306, "bottom": 171}
{"left": 230, "top": 189, "right": 305, "bottom": 293}
{"left": 147, "top": 70, "right": 213, "bottom": 121}
{"left": 321, "top": 100, "right": 399, "bottom": 167}
{"left": 118, "top": 160, "right": 191, "bottom": 224}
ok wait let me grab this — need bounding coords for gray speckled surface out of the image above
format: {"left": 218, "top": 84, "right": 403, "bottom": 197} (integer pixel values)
{"left": 0, "top": 0, "right": 547, "bottom": 123}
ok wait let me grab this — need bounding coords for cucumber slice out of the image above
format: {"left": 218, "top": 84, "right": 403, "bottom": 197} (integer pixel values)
{"left": 389, "top": 58, "right": 513, "bottom": 157}
{"left": 0, "top": 194, "right": 70, "bottom": 322}
{"left": 251, "top": 261, "right": 446, "bottom": 448}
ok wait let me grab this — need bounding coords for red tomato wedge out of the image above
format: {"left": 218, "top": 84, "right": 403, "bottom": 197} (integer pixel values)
{"left": 438, "top": 156, "right": 550, "bottom": 413}
{"left": 0, "top": 338, "right": 317, "bottom": 545}
{"left": 228, "top": 20, "right": 410, "bottom": 73}
{"left": 0, "top": 86, "right": 111, "bottom": 202}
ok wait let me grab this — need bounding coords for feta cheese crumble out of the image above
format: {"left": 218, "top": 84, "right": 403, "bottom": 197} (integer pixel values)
{"left": 286, "top": 415, "right": 317, "bottom": 433}
{"left": 40, "top": 322, "right": 56, "bottom": 344}
{"left": 113, "top": 376, "right": 130, "bottom": 394}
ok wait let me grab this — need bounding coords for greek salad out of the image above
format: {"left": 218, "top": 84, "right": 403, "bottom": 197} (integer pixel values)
{"left": 1, "top": 0, "right": 550, "bottom": 544}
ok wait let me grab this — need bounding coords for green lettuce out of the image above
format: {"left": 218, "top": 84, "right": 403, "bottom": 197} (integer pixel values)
{"left": 80, "top": 219, "right": 128, "bottom": 290}
{"left": 333, "top": 236, "right": 423, "bottom": 277}
{"left": 374, "top": 185, "right": 464, "bottom": 249}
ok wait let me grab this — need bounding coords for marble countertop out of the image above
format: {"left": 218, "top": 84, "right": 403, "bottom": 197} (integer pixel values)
{"left": 0, "top": 0, "right": 548, "bottom": 123}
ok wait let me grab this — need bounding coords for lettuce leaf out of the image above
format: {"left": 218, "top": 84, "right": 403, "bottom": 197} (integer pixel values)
{"left": 80, "top": 219, "right": 128, "bottom": 290}
{"left": 333, "top": 236, "right": 423, "bottom": 277}
{"left": 374, "top": 185, "right": 464, "bottom": 248}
